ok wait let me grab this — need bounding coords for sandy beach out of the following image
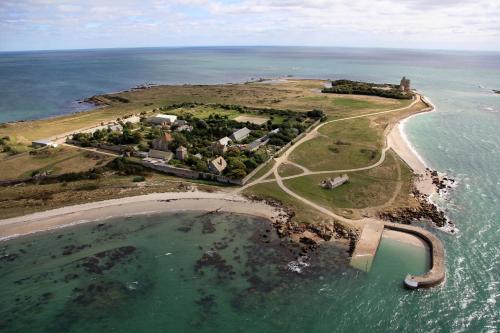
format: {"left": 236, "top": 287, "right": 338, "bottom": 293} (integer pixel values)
{"left": 388, "top": 96, "right": 435, "bottom": 195}
{"left": 382, "top": 229, "right": 428, "bottom": 249}
{"left": 0, "top": 191, "right": 284, "bottom": 241}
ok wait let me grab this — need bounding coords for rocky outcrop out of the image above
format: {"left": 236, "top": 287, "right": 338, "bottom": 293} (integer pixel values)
{"left": 245, "top": 195, "right": 358, "bottom": 253}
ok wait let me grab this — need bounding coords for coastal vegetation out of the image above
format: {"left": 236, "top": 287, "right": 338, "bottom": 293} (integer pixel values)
{"left": 322, "top": 80, "right": 413, "bottom": 99}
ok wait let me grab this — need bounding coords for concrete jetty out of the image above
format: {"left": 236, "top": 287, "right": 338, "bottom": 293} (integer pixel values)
{"left": 350, "top": 221, "right": 445, "bottom": 289}
{"left": 350, "top": 221, "right": 384, "bottom": 272}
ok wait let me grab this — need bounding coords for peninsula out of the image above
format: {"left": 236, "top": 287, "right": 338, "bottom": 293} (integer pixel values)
{"left": 0, "top": 78, "right": 448, "bottom": 288}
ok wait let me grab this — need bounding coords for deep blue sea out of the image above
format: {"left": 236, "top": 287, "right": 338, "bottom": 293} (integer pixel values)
{"left": 0, "top": 47, "right": 499, "bottom": 332}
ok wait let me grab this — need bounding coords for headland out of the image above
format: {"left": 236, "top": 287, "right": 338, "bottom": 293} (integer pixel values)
{"left": 0, "top": 78, "right": 449, "bottom": 288}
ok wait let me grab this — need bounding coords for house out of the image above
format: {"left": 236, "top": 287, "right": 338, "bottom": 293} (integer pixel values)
{"left": 212, "top": 136, "right": 232, "bottom": 153}
{"left": 147, "top": 114, "right": 178, "bottom": 126}
{"left": 32, "top": 139, "right": 58, "bottom": 148}
{"left": 152, "top": 131, "right": 173, "bottom": 151}
{"left": 176, "top": 146, "right": 188, "bottom": 160}
{"left": 321, "top": 174, "right": 349, "bottom": 189}
{"left": 193, "top": 153, "right": 202, "bottom": 159}
{"left": 148, "top": 149, "right": 173, "bottom": 161}
{"left": 209, "top": 156, "right": 227, "bottom": 175}
{"left": 229, "top": 127, "right": 250, "bottom": 142}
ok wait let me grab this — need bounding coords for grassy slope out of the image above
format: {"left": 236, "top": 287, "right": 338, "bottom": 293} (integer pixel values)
{"left": 0, "top": 147, "right": 112, "bottom": 180}
{"left": 283, "top": 152, "right": 401, "bottom": 219}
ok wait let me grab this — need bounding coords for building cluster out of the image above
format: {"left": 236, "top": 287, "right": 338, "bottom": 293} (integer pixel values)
{"left": 144, "top": 113, "right": 280, "bottom": 176}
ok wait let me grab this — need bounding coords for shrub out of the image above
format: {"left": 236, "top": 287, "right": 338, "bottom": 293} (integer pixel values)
{"left": 133, "top": 176, "right": 146, "bottom": 182}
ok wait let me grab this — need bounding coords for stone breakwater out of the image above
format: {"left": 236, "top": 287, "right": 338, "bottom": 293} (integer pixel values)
{"left": 384, "top": 222, "right": 445, "bottom": 289}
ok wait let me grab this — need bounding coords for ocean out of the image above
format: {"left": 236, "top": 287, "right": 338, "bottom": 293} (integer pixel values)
{"left": 0, "top": 47, "right": 499, "bottom": 332}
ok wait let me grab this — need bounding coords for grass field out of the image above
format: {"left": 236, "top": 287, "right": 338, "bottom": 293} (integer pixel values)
{"left": 0, "top": 146, "right": 112, "bottom": 180}
{"left": 289, "top": 117, "right": 382, "bottom": 171}
{"left": 284, "top": 152, "right": 402, "bottom": 218}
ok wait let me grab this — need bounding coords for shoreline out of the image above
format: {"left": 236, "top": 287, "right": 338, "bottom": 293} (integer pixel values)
{"left": 0, "top": 191, "right": 286, "bottom": 242}
{"left": 388, "top": 94, "right": 436, "bottom": 195}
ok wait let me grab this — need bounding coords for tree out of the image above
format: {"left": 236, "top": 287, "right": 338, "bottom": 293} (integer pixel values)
{"left": 225, "top": 157, "right": 247, "bottom": 179}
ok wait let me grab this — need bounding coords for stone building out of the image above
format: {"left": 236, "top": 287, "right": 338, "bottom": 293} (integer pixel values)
{"left": 321, "top": 174, "right": 349, "bottom": 189}
{"left": 399, "top": 76, "right": 411, "bottom": 92}
{"left": 152, "top": 131, "right": 173, "bottom": 151}
{"left": 176, "top": 146, "right": 188, "bottom": 160}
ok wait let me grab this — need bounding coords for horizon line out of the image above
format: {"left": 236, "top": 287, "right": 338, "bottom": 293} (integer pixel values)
{"left": 1, "top": 44, "right": 500, "bottom": 54}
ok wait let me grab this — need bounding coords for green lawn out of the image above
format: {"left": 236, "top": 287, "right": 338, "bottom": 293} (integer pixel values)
{"left": 289, "top": 118, "right": 383, "bottom": 171}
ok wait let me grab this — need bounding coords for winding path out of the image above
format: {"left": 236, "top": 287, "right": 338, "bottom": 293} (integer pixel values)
{"left": 236, "top": 94, "right": 445, "bottom": 289}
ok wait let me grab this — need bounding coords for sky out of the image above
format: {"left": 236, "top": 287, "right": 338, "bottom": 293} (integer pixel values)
{"left": 1, "top": 0, "right": 499, "bottom": 52}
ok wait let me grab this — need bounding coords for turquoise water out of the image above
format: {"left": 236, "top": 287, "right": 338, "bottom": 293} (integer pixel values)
{"left": 0, "top": 212, "right": 429, "bottom": 333}
{"left": 0, "top": 47, "right": 499, "bottom": 331}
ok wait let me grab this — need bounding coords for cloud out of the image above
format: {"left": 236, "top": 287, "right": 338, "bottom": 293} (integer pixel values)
{"left": 0, "top": 0, "right": 499, "bottom": 51}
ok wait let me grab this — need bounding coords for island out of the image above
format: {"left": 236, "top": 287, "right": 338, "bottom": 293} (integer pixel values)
{"left": 0, "top": 78, "right": 449, "bottom": 288}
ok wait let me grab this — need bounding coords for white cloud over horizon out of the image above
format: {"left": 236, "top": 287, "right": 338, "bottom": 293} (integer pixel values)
{"left": 0, "top": 0, "right": 499, "bottom": 51}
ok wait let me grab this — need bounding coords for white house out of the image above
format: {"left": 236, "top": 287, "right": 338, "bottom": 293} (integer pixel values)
{"left": 147, "top": 114, "right": 178, "bottom": 126}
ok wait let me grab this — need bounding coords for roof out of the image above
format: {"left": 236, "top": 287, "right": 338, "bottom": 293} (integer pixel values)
{"left": 123, "top": 115, "right": 141, "bottom": 123}
{"left": 210, "top": 156, "right": 227, "bottom": 173}
{"left": 230, "top": 127, "right": 251, "bottom": 142}
{"left": 218, "top": 136, "right": 232, "bottom": 146}
{"left": 32, "top": 139, "right": 53, "bottom": 145}
{"left": 148, "top": 149, "right": 173, "bottom": 160}
{"left": 149, "top": 114, "right": 178, "bottom": 123}
{"left": 246, "top": 138, "right": 268, "bottom": 151}
{"left": 176, "top": 145, "right": 187, "bottom": 152}
{"left": 159, "top": 132, "right": 174, "bottom": 142}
